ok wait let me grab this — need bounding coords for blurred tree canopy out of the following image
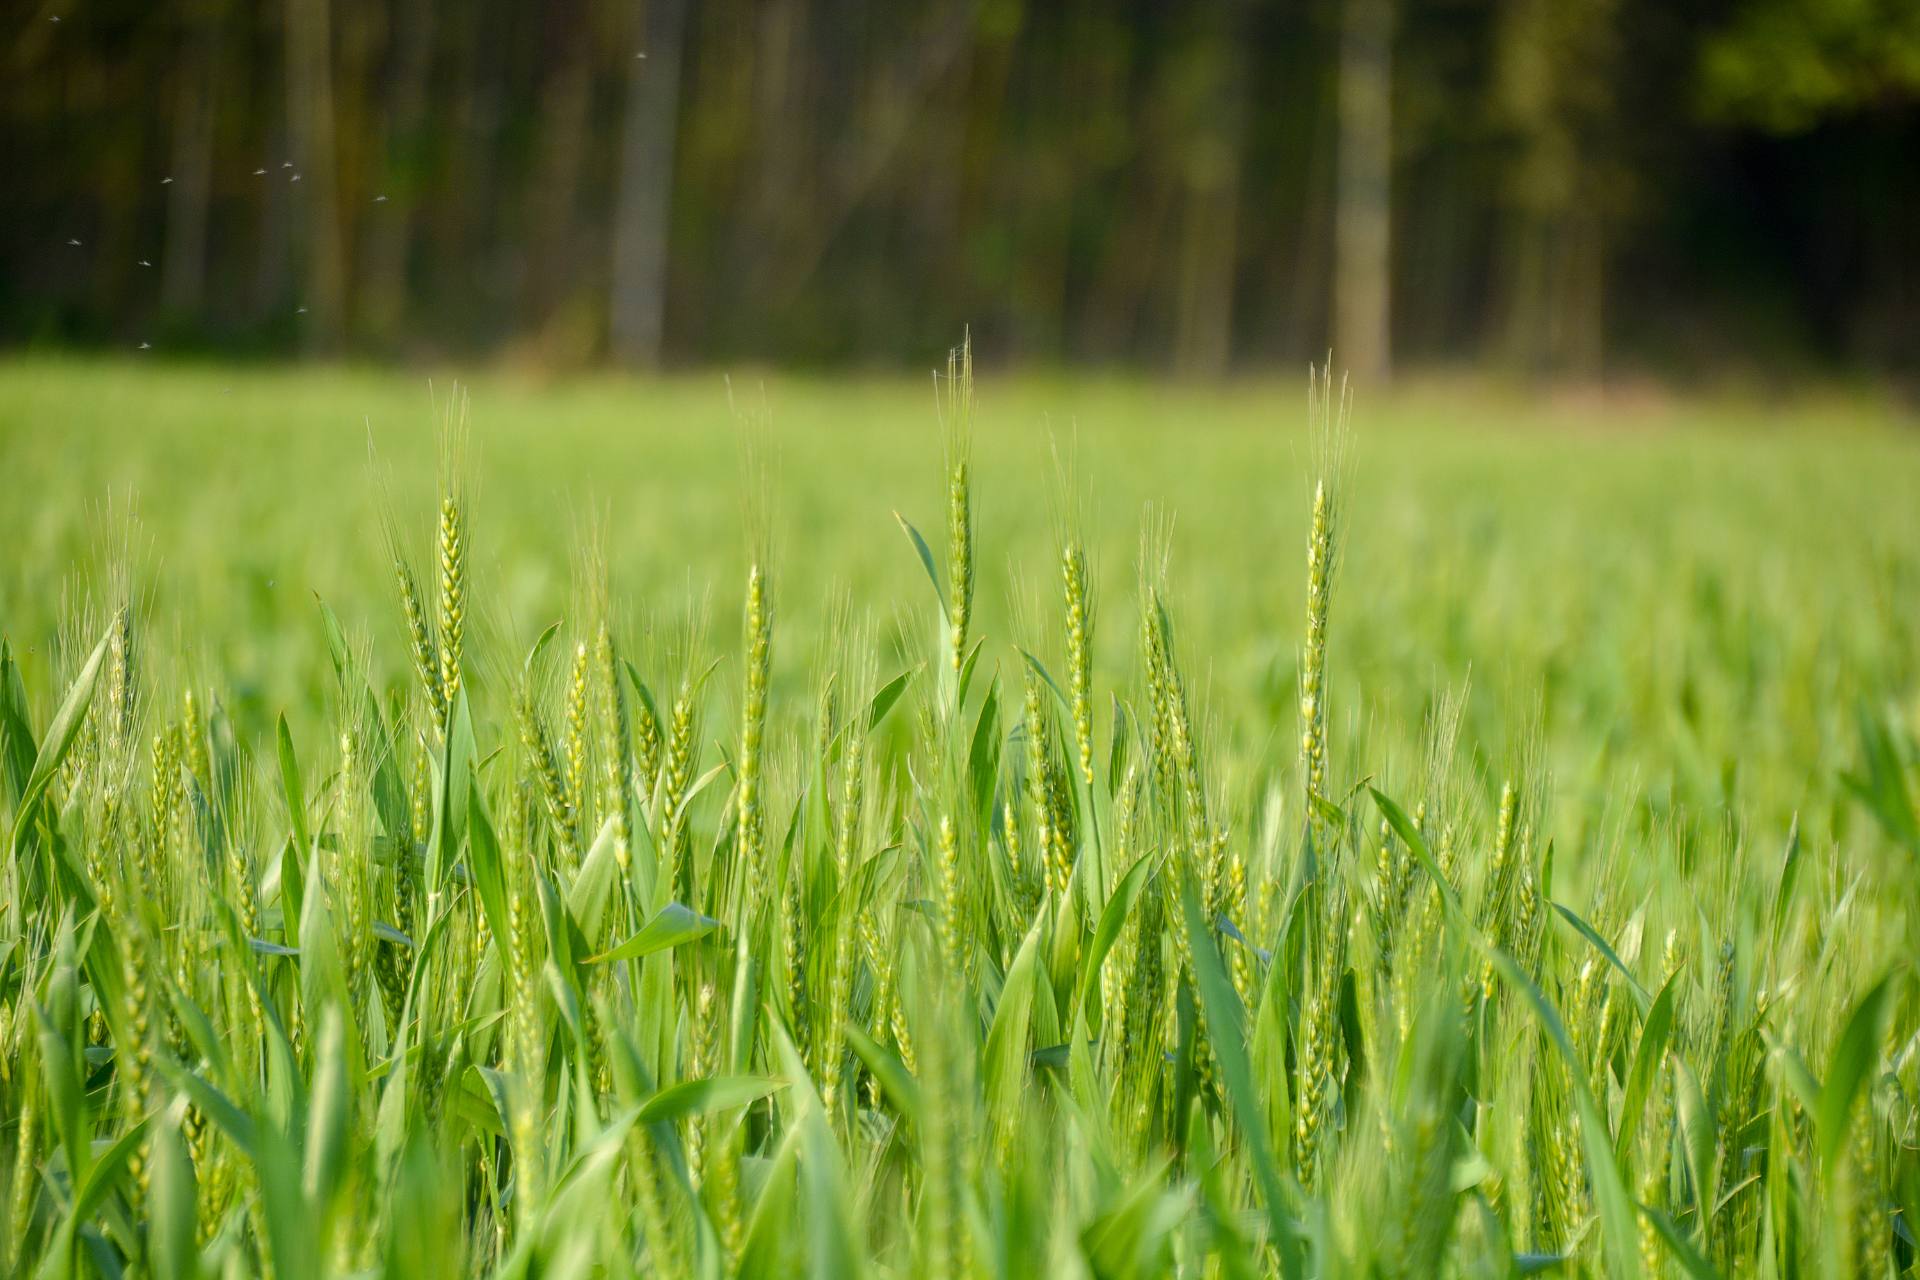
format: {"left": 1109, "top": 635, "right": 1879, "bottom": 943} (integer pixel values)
{"left": 3, "top": 0, "right": 1915, "bottom": 377}
{"left": 1700, "top": 0, "right": 1920, "bottom": 133}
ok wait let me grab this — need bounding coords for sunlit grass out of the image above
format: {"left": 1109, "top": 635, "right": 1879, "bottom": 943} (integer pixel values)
{"left": 1, "top": 351, "right": 1916, "bottom": 1276}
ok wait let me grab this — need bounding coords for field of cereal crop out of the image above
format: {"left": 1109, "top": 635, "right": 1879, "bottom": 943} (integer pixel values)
{"left": 2, "top": 349, "right": 1918, "bottom": 1276}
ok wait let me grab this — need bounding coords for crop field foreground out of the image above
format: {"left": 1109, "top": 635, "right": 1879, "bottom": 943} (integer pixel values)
{"left": 1, "top": 350, "right": 1919, "bottom": 1278}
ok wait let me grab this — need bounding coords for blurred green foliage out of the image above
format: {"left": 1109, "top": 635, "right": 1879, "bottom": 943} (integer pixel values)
{"left": 3, "top": 0, "right": 1918, "bottom": 375}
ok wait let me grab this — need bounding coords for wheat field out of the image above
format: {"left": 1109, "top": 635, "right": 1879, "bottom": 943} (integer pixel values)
{"left": 1, "top": 349, "right": 1917, "bottom": 1278}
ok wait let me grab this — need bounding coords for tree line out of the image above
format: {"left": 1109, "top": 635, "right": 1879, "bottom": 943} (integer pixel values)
{"left": 4, "top": 0, "right": 1916, "bottom": 377}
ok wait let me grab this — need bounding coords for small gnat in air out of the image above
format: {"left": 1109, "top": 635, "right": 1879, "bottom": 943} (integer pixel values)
{"left": 138, "top": 259, "right": 152, "bottom": 267}
{"left": 374, "top": 195, "right": 389, "bottom": 203}
{"left": 290, "top": 173, "right": 302, "bottom": 182}
{"left": 254, "top": 168, "right": 267, "bottom": 176}
{"left": 138, "top": 342, "right": 151, "bottom": 350}
{"left": 161, "top": 177, "right": 173, "bottom": 185}
{"left": 67, "top": 238, "right": 81, "bottom": 246}
{"left": 296, "top": 306, "right": 308, "bottom": 314}
{"left": 634, "top": 51, "right": 647, "bottom": 58}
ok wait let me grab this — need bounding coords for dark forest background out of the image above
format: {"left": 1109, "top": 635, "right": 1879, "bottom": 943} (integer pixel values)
{"left": 5, "top": 0, "right": 1917, "bottom": 378}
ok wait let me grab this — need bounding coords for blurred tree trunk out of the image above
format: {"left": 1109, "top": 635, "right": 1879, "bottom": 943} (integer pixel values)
{"left": 1172, "top": 147, "right": 1242, "bottom": 377}
{"left": 1491, "top": 0, "right": 1617, "bottom": 378}
{"left": 1172, "top": 12, "right": 1248, "bottom": 378}
{"left": 432, "top": 6, "right": 504, "bottom": 334}
{"left": 1335, "top": 0, "right": 1392, "bottom": 383}
{"left": 253, "top": 113, "right": 293, "bottom": 321}
{"left": 1284, "top": 74, "right": 1336, "bottom": 363}
{"left": 162, "top": 5, "right": 223, "bottom": 320}
{"left": 358, "top": 0, "right": 435, "bottom": 342}
{"left": 960, "top": 3, "right": 1030, "bottom": 352}
{"left": 742, "top": 0, "right": 808, "bottom": 273}
{"left": 528, "top": 3, "right": 596, "bottom": 343}
{"left": 331, "top": 0, "right": 381, "bottom": 336}
{"left": 1079, "top": 27, "right": 1166, "bottom": 361}
{"left": 284, "top": 0, "right": 347, "bottom": 349}
{"left": 610, "top": 0, "right": 689, "bottom": 367}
